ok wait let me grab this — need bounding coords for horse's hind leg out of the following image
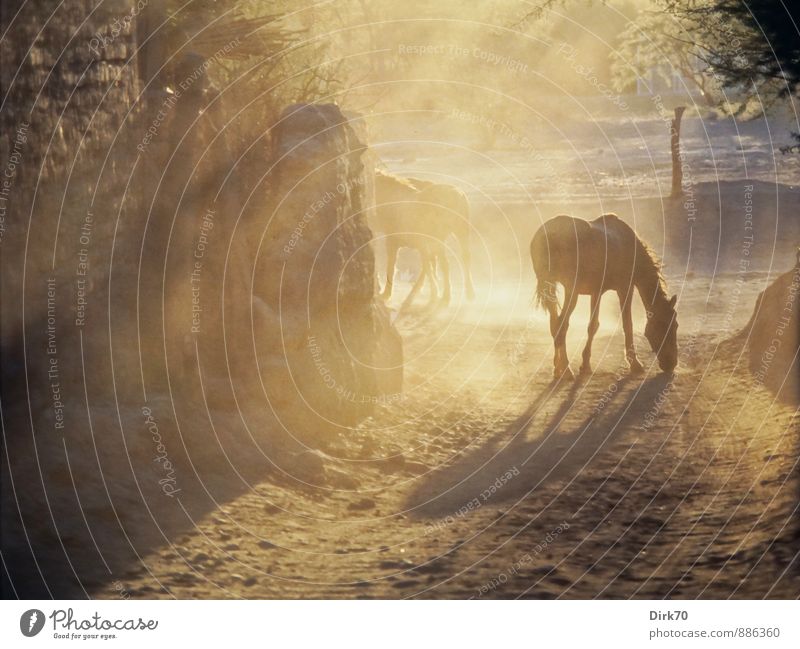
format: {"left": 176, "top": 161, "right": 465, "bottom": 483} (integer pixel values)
{"left": 619, "top": 290, "right": 644, "bottom": 374}
{"left": 552, "top": 287, "right": 578, "bottom": 380}
{"left": 457, "top": 226, "right": 475, "bottom": 300}
{"left": 580, "top": 293, "right": 601, "bottom": 375}
{"left": 425, "top": 254, "right": 440, "bottom": 306}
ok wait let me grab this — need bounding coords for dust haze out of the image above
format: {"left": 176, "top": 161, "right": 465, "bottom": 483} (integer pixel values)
{"left": 1, "top": 0, "right": 799, "bottom": 600}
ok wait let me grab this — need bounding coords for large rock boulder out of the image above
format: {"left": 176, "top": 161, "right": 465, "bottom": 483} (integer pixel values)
{"left": 226, "top": 103, "right": 403, "bottom": 444}
{"left": 735, "top": 249, "right": 800, "bottom": 402}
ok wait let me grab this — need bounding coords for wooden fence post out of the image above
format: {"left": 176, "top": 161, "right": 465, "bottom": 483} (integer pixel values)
{"left": 671, "top": 106, "right": 686, "bottom": 197}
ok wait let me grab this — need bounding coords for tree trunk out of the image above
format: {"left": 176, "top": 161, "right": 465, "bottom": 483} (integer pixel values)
{"left": 671, "top": 106, "right": 686, "bottom": 197}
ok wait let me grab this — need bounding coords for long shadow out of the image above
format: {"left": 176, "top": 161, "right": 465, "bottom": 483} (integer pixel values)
{"left": 1, "top": 426, "right": 274, "bottom": 599}
{"left": 0, "top": 353, "right": 282, "bottom": 599}
{"left": 406, "top": 371, "right": 674, "bottom": 520}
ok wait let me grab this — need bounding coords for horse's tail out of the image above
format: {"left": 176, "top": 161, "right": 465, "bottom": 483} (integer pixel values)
{"left": 456, "top": 194, "right": 475, "bottom": 300}
{"left": 534, "top": 277, "right": 560, "bottom": 312}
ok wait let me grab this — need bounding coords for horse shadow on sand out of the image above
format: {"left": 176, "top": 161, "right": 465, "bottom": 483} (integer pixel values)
{"left": 405, "top": 370, "right": 674, "bottom": 520}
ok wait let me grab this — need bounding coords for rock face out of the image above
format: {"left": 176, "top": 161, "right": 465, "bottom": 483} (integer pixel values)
{"left": 226, "top": 104, "right": 403, "bottom": 443}
{"left": 0, "top": 0, "right": 154, "bottom": 599}
{"left": 737, "top": 250, "right": 800, "bottom": 402}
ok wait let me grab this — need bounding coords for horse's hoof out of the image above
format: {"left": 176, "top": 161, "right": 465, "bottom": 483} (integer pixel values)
{"left": 579, "top": 364, "right": 592, "bottom": 376}
{"left": 629, "top": 362, "right": 644, "bottom": 376}
{"left": 554, "top": 366, "right": 574, "bottom": 381}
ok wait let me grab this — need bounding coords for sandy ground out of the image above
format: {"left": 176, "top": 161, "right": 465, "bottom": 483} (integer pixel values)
{"left": 112, "top": 275, "right": 800, "bottom": 599}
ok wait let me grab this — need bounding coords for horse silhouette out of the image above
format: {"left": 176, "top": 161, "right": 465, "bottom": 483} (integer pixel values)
{"left": 373, "top": 169, "right": 474, "bottom": 307}
{"left": 531, "top": 214, "right": 678, "bottom": 379}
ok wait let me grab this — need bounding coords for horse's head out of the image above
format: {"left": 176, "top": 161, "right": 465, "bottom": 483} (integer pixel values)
{"left": 644, "top": 294, "right": 678, "bottom": 373}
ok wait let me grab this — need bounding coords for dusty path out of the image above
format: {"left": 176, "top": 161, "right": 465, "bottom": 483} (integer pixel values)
{"left": 115, "top": 280, "right": 800, "bottom": 599}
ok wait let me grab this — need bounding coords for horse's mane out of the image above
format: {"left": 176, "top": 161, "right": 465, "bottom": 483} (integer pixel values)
{"left": 600, "top": 214, "right": 668, "bottom": 305}
{"left": 375, "top": 167, "right": 419, "bottom": 191}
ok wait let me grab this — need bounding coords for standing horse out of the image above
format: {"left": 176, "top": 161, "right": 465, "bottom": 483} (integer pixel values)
{"left": 530, "top": 214, "right": 678, "bottom": 378}
{"left": 373, "top": 169, "right": 475, "bottom": 306}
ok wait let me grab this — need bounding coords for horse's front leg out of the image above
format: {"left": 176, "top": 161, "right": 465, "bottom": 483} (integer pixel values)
{"left": 618, "top": 290, "right": 644, "bottom": 374}
{"left": 580, "top": 292, "right": 601, "bottom": 375}
{"left": 437, "top": 246, "right": 451, "bottom": 305}
{"left": 400, "top": 249, "right": 429, "bottom": 310}
{"left": 553, "top": 287, "right": 578, "bottom": 380}
{"left": 380, "top": 240, "right": 399, "bottom": 300}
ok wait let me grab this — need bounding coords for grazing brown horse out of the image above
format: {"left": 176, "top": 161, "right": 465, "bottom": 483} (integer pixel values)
{"left": 530, "top": 214, "right": 678, "bottom": 378}
{"left": 373, "top": 169, "right": 475, "bottom": 306}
